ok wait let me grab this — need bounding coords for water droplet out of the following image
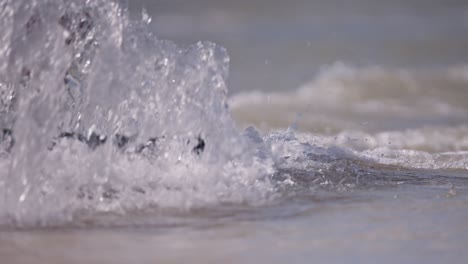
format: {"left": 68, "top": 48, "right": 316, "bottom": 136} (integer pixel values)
{"left": 141, "top": 9, "right": 152, "bottom": 24}
{"left": 19, "top": 191, "right": 27, "bottom": 202}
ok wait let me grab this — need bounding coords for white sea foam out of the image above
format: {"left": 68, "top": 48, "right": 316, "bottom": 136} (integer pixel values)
{"left": 231, "top": 63, "right": 468, "bottom": 132}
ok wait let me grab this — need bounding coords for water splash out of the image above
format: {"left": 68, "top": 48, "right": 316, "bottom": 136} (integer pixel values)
{"left": 0, "top": 0, "right": 275, "bottom": 226}
{"left": 1, "top": 0, "right": 467, "bottom": 228}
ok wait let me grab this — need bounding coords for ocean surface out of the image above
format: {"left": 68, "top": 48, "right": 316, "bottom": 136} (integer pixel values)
{"left": 1, "top": 0, "right": 468, "bottom": 263}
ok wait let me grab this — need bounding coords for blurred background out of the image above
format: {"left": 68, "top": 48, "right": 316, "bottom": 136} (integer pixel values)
{"left": 127, "top": 0, "right": 468, "bottom": 133}
{"left": 128, "top": 0, "right": 468, "bottom": 94}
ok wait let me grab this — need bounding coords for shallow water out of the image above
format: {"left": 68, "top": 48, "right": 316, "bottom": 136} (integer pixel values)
{"left": 1, "top": 0, "right": 468, "bottom": 263}
{"left": 3, "top": 184, "right": 468, "bottom": 263}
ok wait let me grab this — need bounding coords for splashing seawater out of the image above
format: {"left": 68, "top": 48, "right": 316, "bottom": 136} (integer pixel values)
{"left": 1, "top": 0, "right": 468, "bottom": 228}
{"left": 0, "top": 0, "right": 280, "bottom": 226}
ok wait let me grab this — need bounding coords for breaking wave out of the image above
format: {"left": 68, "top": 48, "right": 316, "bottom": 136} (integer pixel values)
{"left": 231, "top": 63, "right": 468, "bottom": 133}
{"left": 0, "top": 0, "right": 467, "bottom": 228}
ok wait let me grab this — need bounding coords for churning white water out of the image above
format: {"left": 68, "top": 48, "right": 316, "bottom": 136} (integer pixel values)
{"left": 1, "top": 0, "right": 468, "bottom": 263}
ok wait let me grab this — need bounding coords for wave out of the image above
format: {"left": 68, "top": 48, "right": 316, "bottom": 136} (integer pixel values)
{"left": 0, "top": 0, "right": 278, "bottom": 226}
{"left": 230, "top": 63, "right": 468, "bottom": 133}
{"left": 0, "top": 0, "right": 467, "bottom": 228}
